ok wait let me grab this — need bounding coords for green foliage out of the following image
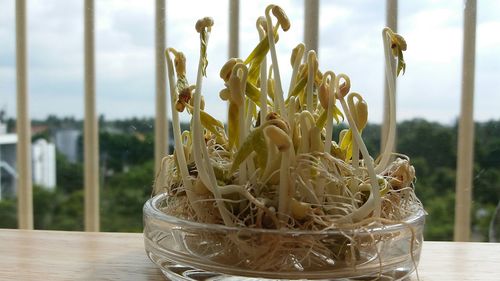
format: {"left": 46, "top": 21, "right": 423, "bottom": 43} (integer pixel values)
{"left": 1, "top": 117, "right": 499, "bottom": 241}
{"left": 472, "top": 203, "right": 497, "bottom": 242}
{"left": 99, "top": 131, "right": 154, "bottom": 172}
{"left": 106, "top": 117, "right": 154, "bottom": 134}
{"left": 422, "top": 190, "right": 455, "bottom": 240}
{"left": 473, "top": 167, "right": 500, "bottom": 206}
{"left": 0, "top": 198, "right": 17, "bottom": 228}
{"left": 33, "top": 186, "right": 84, "bottom": 230}
{"left": 398, "top": 119, "right": 456, "bottom": 170}
{"left": 101, "top": 161, "right": 154, "bottom": 232}
{"left": 56, "top": 152, "right": 83, "bottom": 194}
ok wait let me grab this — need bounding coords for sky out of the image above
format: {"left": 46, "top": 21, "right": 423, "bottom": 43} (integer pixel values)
{"left": 0, "top": 0, "right": 499, "bottom": 124}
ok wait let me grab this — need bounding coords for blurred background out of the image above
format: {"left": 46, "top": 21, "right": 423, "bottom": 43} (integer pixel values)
{"left": 0, "top": 0, "right": 499, "bottom": 241}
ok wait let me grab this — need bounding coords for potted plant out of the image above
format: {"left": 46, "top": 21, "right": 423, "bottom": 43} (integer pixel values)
{"left": 144, "top": 5, "right": 424, "bottom": 280}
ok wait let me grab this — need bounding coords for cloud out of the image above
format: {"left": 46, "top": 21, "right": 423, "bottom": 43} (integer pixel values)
{"left": 396, "top": 2, "right": 464, "bottom": 124}
{"left": 317, "top": 1, "right": 386, "bottom": 123}
{"left": 0, "top": 0, "right": 498, "bottom": 123}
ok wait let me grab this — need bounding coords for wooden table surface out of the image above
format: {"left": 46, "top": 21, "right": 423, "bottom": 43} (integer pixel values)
{"left": 1, "top": 229, "right": 499, "bottom": 281}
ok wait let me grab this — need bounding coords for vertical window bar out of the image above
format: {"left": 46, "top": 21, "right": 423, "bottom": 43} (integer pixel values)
{"left": 155, "top": 0, "right": 168, "bottom": 174}
{"left": 454, "top": 0, "right": 477, "bottom": 242}
{"left": 229, "top": 0, "right": 239, "bottom": 58}
{"left": 304, "top": 0, "right": 319, "bottom": 54}
{"left": 16, "top": 0, "right": 33, "bottom": 230}
{"left": 381, "top": 0, "right": 398, "bottom": 154}
{"left": 84, "top": 0, "right": 99, "bottom": 232}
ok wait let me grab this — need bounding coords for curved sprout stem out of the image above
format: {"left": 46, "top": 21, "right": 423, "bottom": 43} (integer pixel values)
{"left": 278, "top": 151, "right": 290, "bottom": 225}
{"left": 165, "top": 51, "right": 189, "bottom": 187}
{"left": 298, "top": 111, "right": 315, "bottom": 154}
{"left": 287, "top": 43, "right": 305, "bottom": 99}
{"left": 285, "top": 97, "right": 298, "bottom": 166}
{"left": 347, "top": 93, "right": 363, "bottom": 192}
{"left": 375, "top": 28, "right": 397, "bottom": 174}
{"left": 306, "top": 50, "right": 316, "bottom": 112}
{"left": 245, "top": 102, "right": 257, "bottom": 184}
{"left": 164, "top": 50, "right": 210, "bottom": 218}
{"left": 231, "top": 64, "right": 249, "bottom": 184}
{"left": 257, "top": 17, "right": 268, "bottom": 123}
{"left": 192, "top": 25, "right": 233, "bottom": 226}
{"left": 287, "top": 96, "right": 297, "bottom": 135}
{"left": 318, "top": 71, "right": 336, "bottom": 207}
{"left": 262, "top": 142, "right": 279, "bottom": 181}
{"left": 323, "top": 71, "right": 336, "bottom": 154}
{"left": 336, "top": 74, "right": 381, "bottom": 221}
{"left": 265, "top": 5, "right": 286, "bottom": 115}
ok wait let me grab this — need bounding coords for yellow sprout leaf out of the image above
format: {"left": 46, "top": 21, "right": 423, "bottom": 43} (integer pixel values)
{"left": 267, "top": 78, "right": 275, "bottom": 101}
{"left": 288, "top": 76, "right": 307, "bottom": 99}
{"left": 396, "top": 48, "right": 406, "bottom": 76}
{"left": 246, "top": 81, "right": 263, "bottom": 106}
{"left": 333, "top": 107, "right": 344, "bottom": 123}
{"left": 243, "top": 32, "right": 279, "bottom": 65}
{"left": 200, "top": 110, "right": 224, "bottom": 137}
{"left": 339, "top": 127, "right": 363, "bottom": 161}
{"left": 340, "top": 129, "right": 353, "bottom": 161}
{"left": 231, "top": 128, "right": 267, "bottom": 173}
{"left": 227, "top": 102, "right": 240, "bottom": 149}
{"left": 388, "top": 30, "right": 407, "bottom": 77}
{"left": 315, "top": 107, "right": 343, "bottom": 129}
{"left": 244, "top": 32, "right": 279, "bottom": 83}
{"left": 247, "top": 61, "right": 261, "bottom": 84}
{"left": 316, "top": 110, "right": 327, "bottom": 129}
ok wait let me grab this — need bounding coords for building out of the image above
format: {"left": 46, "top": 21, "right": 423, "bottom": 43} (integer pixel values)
{"left": 55, "top": 129, "right": 80, "bottom": 163}
{"left": 32, "top": 139, "right": 56, "bottom": 189}
{"left": 0, "top": 133, "right": 17, "bottom": 200}
{"left": 1, "top": 119, "right": 57, "bottom": 199}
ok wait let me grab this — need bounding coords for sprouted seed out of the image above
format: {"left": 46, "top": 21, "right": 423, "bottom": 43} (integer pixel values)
{"left": 154, "top": 4, "right": 423, "bottom": 277}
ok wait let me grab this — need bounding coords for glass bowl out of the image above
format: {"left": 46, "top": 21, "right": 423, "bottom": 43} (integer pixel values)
{"left": 144, "top": 193, "right": 425, "bottom": 280}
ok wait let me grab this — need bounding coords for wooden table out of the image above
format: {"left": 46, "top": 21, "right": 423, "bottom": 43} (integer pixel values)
{"left": 1, "top": 229, "right": 499, "bottom": 280}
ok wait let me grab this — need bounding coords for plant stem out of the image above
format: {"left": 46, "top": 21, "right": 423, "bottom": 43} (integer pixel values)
{"left": 306, "top": 50, "right": 316, "bottom": 112}
{"left": 278, "top": 151, "right": 290, "bottom": 225}
{"left": 287, "top": 44, "right": 304, "bottom": 100}
{"left": 336, "top": 75, "right": 381, "bottom": 220}
{"left": 192, "top": 31, "right": 233, "bottom": 226}
{"left": 245, "top": 102, "right": 256, "bottom": 184}
{"left": 235, "top": 66, "right": 248, "bottom": 184}
{"left": 257, "top": 21, "right": 268, "bottom": 123}
{"left": 347, "top": 94, "right": 361, "bottom": 193}
{"left": 375, "top": 28, "right": 397, "bottom": 174}
{"left": 265, "top": 7, "right": 286, "bottom": 116}
{"left": 298, "top": 111, "right": 314, "bottom": 154}
{"left": 165, "top": 50, "right": 204, "bottom": 217}
{"left": 323, "top": 71, "right": 336, "bottom": 154}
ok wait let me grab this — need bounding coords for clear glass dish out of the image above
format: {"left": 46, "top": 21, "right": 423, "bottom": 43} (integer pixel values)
{"left": 144, "top": 193, "right": 425, "bottom": 281}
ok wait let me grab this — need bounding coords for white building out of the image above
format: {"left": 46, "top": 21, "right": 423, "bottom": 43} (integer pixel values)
{"left": 32, "top": 139, "right": 56, "bottom": 189}
{"left": 1, "top": 120, "right": 57, "bottom": 199}
{"left": 0, "top": 133, "right": 18, "bottom": 200}
{"left": 55, "top": 129, "right": 80, "bottom": 163}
